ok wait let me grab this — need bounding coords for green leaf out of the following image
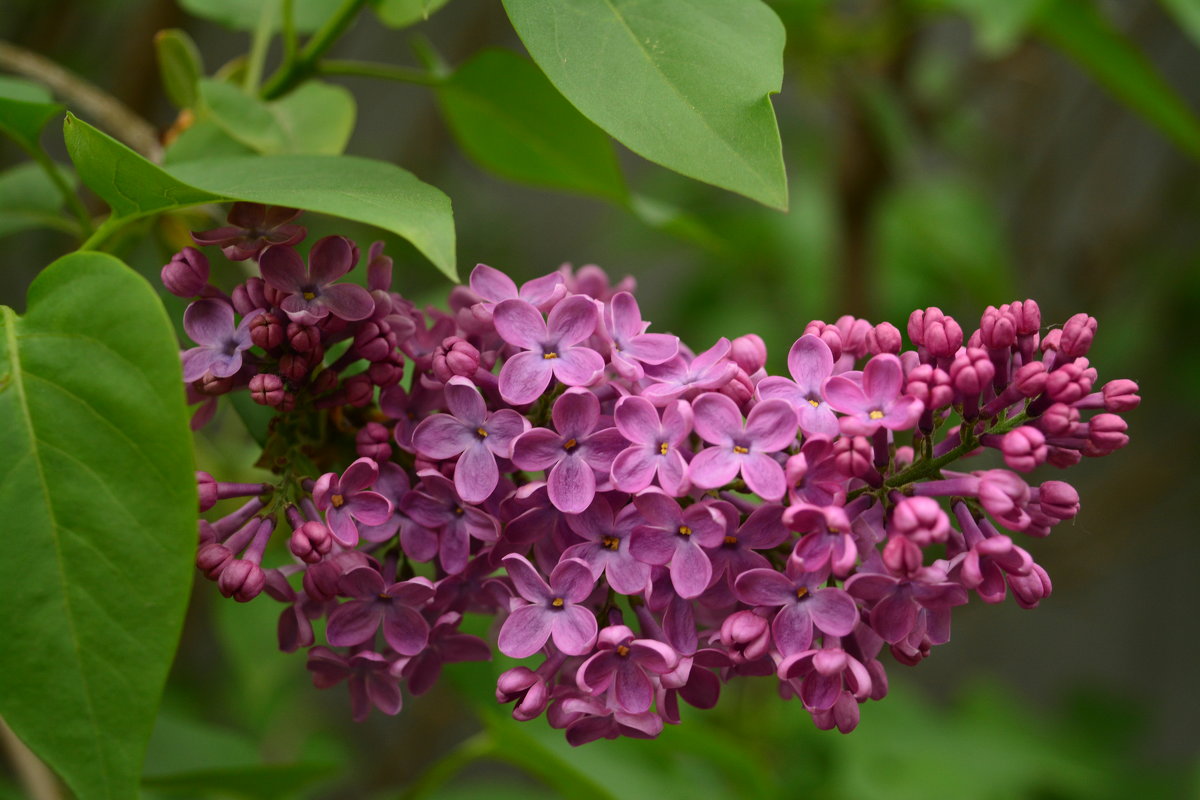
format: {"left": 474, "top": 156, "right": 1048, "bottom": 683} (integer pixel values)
{"left": 179, "top": 0, "right": 342, "bottom": 33}
{"left": 0, "top": 161, "right": 78, "bottom": 239}
{"left": 269, "top": 81, "right": 357, "bottom": 155}
{"left": 1033, "top": 0, "right": 1200, "bottom": 159}
{"left": 1160, "top": 0, "right": 1200, "bottom": 49}
{"left": 163, "top": 118, "right": 256, "bottom": 165}
{"left": 65, "top": 114, "right": 456, "bottom": 280}
{"left": 0, "top": 252, "right": 196, "bottom": 800}
{"left": 372, "top": 0, "right": 452, "bottom": 27}
{"left": 0, "top": 76, "right": 63, "bottom": 153}
{"left": 501, "top": 0, "right": 788, "bottom": 209}
{"left": 438, "top": 48, "right": 625, "bottom": 202}
{"left": 929, "top": 0, "right": 1046, "bottom": 55}
{"left": 155, "top": 29, "right": 205, "bottom": 109}
{"left": 199, "top": 79, "right": 289, "bottom": 153}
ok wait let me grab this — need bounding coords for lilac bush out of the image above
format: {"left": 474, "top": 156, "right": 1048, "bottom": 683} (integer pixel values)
{"left": 181, "top": 203, "right": 1138, "bottom": 743}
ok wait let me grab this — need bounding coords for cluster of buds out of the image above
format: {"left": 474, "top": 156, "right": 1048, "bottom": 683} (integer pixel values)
{"left": 173, "top": 203, "right": 1137, "bottom": 741}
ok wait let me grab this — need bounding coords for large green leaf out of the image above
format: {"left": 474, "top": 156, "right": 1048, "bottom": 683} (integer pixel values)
{"left": 65, "top": 114, "right": 457, "bottom": 280}
{"left": 179, "top": 0, "right": 342, "bottom": 33}
{"left": 437, "top": 48, "right": 625, "bottom": 202}
{"left": 501, "top": 0, "right": 788, "bottom": 209}
{"left": 0, "top": 253, "right": 196, "bottom": 800}
{"left": 198, "top": 80, "right": 356, "bottom": 156}
{"left": 371, "top": 0, "right": 452, "bottom": 27}
{"left": 1032, "top": 0, "right": 1200, "bottom": 159}
{"left": 0, "top": 162, "right": 78, "bottom": 239}
{"left": 0, "top": 76, "right": 63, "bottom": 153}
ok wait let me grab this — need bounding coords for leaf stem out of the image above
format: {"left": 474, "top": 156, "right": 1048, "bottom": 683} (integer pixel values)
{"left": 260, "top": 0, "right": 370, "bottom": 100}
{"left": 78, "top": 216, "right": 125, "bottom": 252}
{"left": 21, "top": 143, "right": 92, "bottom": 237}
{"left": 316, "top": 59, "right": 442, "bottom": 86}
{"left": 244, "top": 0, "right": 278, "bottom": 92}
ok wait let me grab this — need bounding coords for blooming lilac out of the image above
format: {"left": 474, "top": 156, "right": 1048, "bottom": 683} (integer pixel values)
{"left": 600, "top": 291, "right": 679, "bottom": 380}
{"left": 823, "top": 353, "right": 923, "bottom": 436}
{"left": 494, "top": 295, "right": 604, "bottom": 404}
{"left": 312, "top": 458, "right": 393, "bottom": 548}
{"left": 688, "top": 392, "right": 797, "bottom": 500}
{"left": 259, "top": 236, "right": 374, "bottom": 322}
{"left": 192, "top": 202, "right": 305, "bottom": 261}
{"left": 844, "top": 565, "right": 968, "bottom": 644}
{"left": 401, "top": 471, "right": 499, "bottom": 575}
{"left": 560, "top": 495, "right": 650, "bottom": 595}
{"left": 576, "top": 625, "right": 679, "bottom": 714}
{"left": 640, "top": 338, "right": 739, "bottom": 405}
{"left": 412, "top": 376, "right": 528, "bottom": 502}
{"left": 609, "top": 396, "right": 692, "bottom": 495}
{"left": 498, "top": 554, "right": 598, "bottom": 658}
{"left": 756, "top": 334, "right": 839, "bottom": 437}
{"left": 778, "top": 646, "right": 872, "bottom": 711}
{"left": 307, "top": 647, "right": 402, "bottom": 722}
{"left": 734, "top": 564, "right": 858, "bottom": 656}
{"left": 180, "top": 299, "right": 256, "bottom": 382}
{"left": 628, "top": 492, "right": 724, "bottom": 599}
{"left": 326, "top": 567, "right": 434, "bottom": 655}
{"left": 469, "top": 262, "right": 566, "bottom": 314}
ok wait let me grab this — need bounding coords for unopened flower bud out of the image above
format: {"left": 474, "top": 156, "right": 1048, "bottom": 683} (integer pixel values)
{"left": 1059, "top": 313, "right": 1097, "bottom": 358}
{"left": 1036, "top": 481, "right": 1079, "bottom": 520}
{"left": 882, "top": 535, "right": 923, "bottom": 576}
{"left": 1087, "top": 413, "right": 1128, "bottom": 454}
{"left": 867, "top": 322, "right": 901, "bottom": 355}
{"left": 249, "top": 373, "right": 286, "bottom": 406}
{"left": 997, "top": 427, "right": 1046, "bottom": 473}
{"left": 719, "top": 610, "right": 771, "bottom": 662}
{"left": 950, "top": 347, "right": 995, "bottom": 396}
{"left": 344, "top": 374, "right": 374, "bottom": 406}
{"left": 290, "top": 521, "right": 333, "bottom": 564}
{"left": 218, "top": 559, "right": 265, "bottom": 602}
{"left": 433, "top": 336, "right": 481, "bottom": 382}
{"left": 249, "top": 312, "right": 284, "bottom": 350}
{"left": 356, "top": 422, "right": 392, "bottom": 461}
{"left": 717, "top": 367, "right": 754, "bottom": 408}
{"left": 890, "top": 496, "right": 949, "bottom": 545}
{"left": 231, "top": 277, "right": 268, "bottom": 317}
{"left": 367, "top": 241, "right": 393, "bottom": 292}
{"left": 288, "top": 322, "right": 321, "bottom": 353}
{"left": 161, "top": 247, "right": 209, "bottom": 297}
{"left": 803, "top": 320, "right": 843, "bottom": 362}
{"left": 729, "top": 334, "right": 767, "bottom": 373}
{"left": 278, "top": 353, "right": 311, "bottom": 383}
{"left": 979, "top": 305, "right": 1016, "bottom": 350}
{"left": 196, "top": 542, "right": 232, "bottom": 578}
{"left": 1101, "top": 379, "right": 1140, "bottom": 412}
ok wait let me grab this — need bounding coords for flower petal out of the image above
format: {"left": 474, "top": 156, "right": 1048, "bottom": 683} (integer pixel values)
{"left": 547, "top": 294, "right": 600, "bottom": 346}
{"left": 691, "top": 392, "right": 742, "bottom": 446}
{"left": 787, "top": 334, "right": 834, "bottom": 392}
{"left": 687, "top": 447, "right": 741, "bottom": 490}
{"left": 320, "top": 283, "right": 375, "bottom": 322}
{"left": 552, "top": 605, "right": 598, "bottom": 655}
{"left": 740, "top": 453, "right": 786, "bottom": 501}
{"left": 494, "top": 298, "right": 547, "bottom": 350}
{"left": 498, "top": 604, "right": 554, "bottom": 658}
{"left": 499, "top": 350, "right": 553, "bottom": 405}
{"left": 308, "top": 235, "right": 355, "bottom": 285}
{"left": 326, "top": 600, "right": 382, "bottom": 647}
{"left": 745, "top": 399, "right": 798, "bottom": 452}
{"left": 412, "top": 414, "right": 475, "bottom": 459}
{"left": 548, "top": 455, "right": 596, "bottom": 514}
{"left": 259, "top": 246, "right": 307, "bottom": 293}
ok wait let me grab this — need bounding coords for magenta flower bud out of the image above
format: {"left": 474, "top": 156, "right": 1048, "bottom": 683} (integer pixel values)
{"left": 1005, "top": 299, "right": 1041, "bottom": 335}
{"left": 312, "top": 368, "right": 339, "bottom": 395}
{"left": 977, "top": 470, "right": 1031, "bottom": 531}
{"left": 354, "top": 321, "right": 393, "bottom": 363}
{"left": 367, "top": 360, "right": 402, "bottom": 386}
{"left": 882, "top": 535, "right": 922, "bottom": 576}
{"left": 355, "top": 421, "right": 393, "bottom": 461}
{"left": 1037, "top": 403, "right": 1078, "bottom": 436}
{"left": 197, "top": 373, "right": 234, "bottom": 396}
{"left": 1059, "top": 313, "right": 1097, "bottom": 358}
{"left": 197, "top": 471, "right": 218, "bottom": 512}
{"left": 497, "top": 667, "right": 550, "bottom": 721}
{"left": 1101, "top": 379, "right": 1140, "bottom": 412}
{"left": 1040, "top": 328, "right": 1062, "bottom": 354}
{"left": 905, "top": 364, "right": 953, "bottom": 411}
{"left": 867, "top": 322, "right": 901, "bottom": 355}
{"left": 196, "top": 542, "right": 232, "bottom": 578}
{"left": 890, "top": 496, "right": 949, "bottom": 546}
{"left": 1045, "top": 359, "right": 1095, "bottom": 404}
{"left": 1046, "top": 446, "right": 1082, "bottom": 469}
{"left": 979, "top": 305, "right": 1016, "bottom": 350}
{"left": 432, "top": 336, "right": 481, "bottom": 382}
{"left": 949, "top": 347, "right": 995, "bottom": 396}
{"left": 719, "top": 609, "right": 771, "bottom": 663}
{"left": 996, "top": 426, "right": 1046, "bottom": 472}
{"left": 1009, "top": 563, "right": 1052, "bottom": 609}
{"left": 288, "top": 321, "right": 321, "bottom": 353}
{"left": 344, "top": 373, "right": 374, "bottom": 406}
{"left": 303, "top": 559, "right": 343, "bottom": 602}
{"left": 161, "top": 247, "right": 210, "bottom": 297}
{"left": 218, "top": 559, "right": 266, "bottom": 602}
{"left": 1013, "top": 361, "right": 1047, "bottom": 397}
{"left": 231, "top": 277, "right": 269, "bottom": 317}
{"left": 249, "top": 312, "right": 284, "bottom": 350}
{"left": 249, "top": 373, "right": 286, "bottom": 406}
{"left": 833, "top": 436, "right": 875, "bottom": 483}
{"left": 278, "top": 353, "right": 311, "bottom": 383}
{"left": 289, "top": 520, "right": 333, "bottom": 564}
{"left": 915, "top": 308, "right": 962, "bottom": 359}
{"left": 1087, "top": 413, "right": 1128, "bottom": 453}
{"left": 717, "top": 366, "right": 755, "bottom": 407}
{"left": 367, "top": 241, "right": 393, "bottom": 292}
{"left": 802, "top": 320, "right": 843, "bottom": 362}
{"left": 730, "top": 333, "right": 767, "bottom": 373}
{"left": 1036, "top": 481, "right": 1079, "bottom": 520}
{"left": 835, "top": 315, "right": 872, "bottom": 359}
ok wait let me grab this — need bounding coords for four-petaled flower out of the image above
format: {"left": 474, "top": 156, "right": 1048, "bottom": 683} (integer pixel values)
{"left": 494, "top": 295, "right": 604, "bottom": 404}
{"left": 600, "top": 291, "right": 679, "bottom": 380}
{"left": 180, "top": 299, "right": 256, "bottom": 382}
{"left": 756, "top": 334, "right": 839, "bottom": 437}
{"left": 326, "top": 567, "right": 434, "bottom": 655}
{"left": 822, "top": 353, "right": 923, "bottom": 436}
{"left": 498, "top": 554, "right": 598, "bottom": 658}
{"left": 313, "top": 458, "right": 393, "bottom": 548}
{"left": 260, "top": 235, "right": 375, "bottom": 322}
{"left": 688, "top": 392, "right": 798, "bottom": 501}
{"left": 610, "top": 396, "right": 692, "bottom": 495}
{"left": 576, "top": 624, "right": 680, "bottom": 714}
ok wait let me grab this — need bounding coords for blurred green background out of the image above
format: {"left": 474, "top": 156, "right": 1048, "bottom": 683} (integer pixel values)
{"left": 2, "top": 0, "right": 1198, "bottom": 797}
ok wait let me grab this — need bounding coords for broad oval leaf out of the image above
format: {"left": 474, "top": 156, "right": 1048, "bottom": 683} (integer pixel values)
{"left": 0, "top": 252, "right": 196, "bottom": 800}
{"left": 0, "top": 76, "right": 63, "bottom": 153}
{"left": 0, "top": 161, "right": 79, "bottom": 239}
{"left": 501, "top": 0, "right": 788, "bottom": 209}
{"left": 438, "top": 48, "right": 625, "bottom": 202}
{"left": 199, "top": 79, "right": 288, "bottom": 154}
{"left": 65, "top": 115, "right": 456, "bottom": 280}
{"left": 269, "top": 81, "right": 356, "bottom": 155}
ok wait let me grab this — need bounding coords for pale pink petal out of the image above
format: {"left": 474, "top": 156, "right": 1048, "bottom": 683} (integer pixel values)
{"left": 612, "top": 447, "right": 657, "bottom": 493}
{"left": 547, "top": 294, "right": 600, "bottom": 346}
{"left": 493, "top": 298, "right": 547, "bottom": 350}
{"left": 454, "top": 443, "right": 499, "bottom": 503}
{"left": 183, "top": 299, "right": 234, "bottom": 347}
{"left": 691, "top": 392, "right": 742, "bottom": 446}
{"left": 499, "top": 351, "right": 553, "bottom": 405}
{"left": 512, "top": 427, "right": 565, "bottom": 471}
{"left": 822, "top": 375, "right": 870, "bottom": 415}
{"left": 470, "top": 263, "right": 518, "bottom": 302}
{"left": 862, "top": 354, "right": 903, "bottom": 407}
{"left": 744, "top": 399, "right": 798, "bottom": 452}
{"left": 552, "top": 605, "right": 598, "bottom": 655}
{"left": 624, "top": 333, "right": 678, "bottom": 365}
{"left": 443, "top": 377, "right": 487, "bottom": 425}
{"left": 687, "top": 447, "right": 741, "bottom": 490}
{"left": 670, "top": 542, "right": 712, "bottom": 599}
{"left": 552, "top": 388, "right": 600, "bottom": 438}
{"left": 552, "top": 347, "right": 605, "bottom": 387}
{"left": 548, "top": 456, "right": 596, "bottom": 513}
{"left": 787, "top": 334, "right": 834, "bottom": 393}
{"left": 412, "top": 414, "right": 474, "bottom": 459}
{"left": 614, "top": 396, "right": 661, "bottom": 443}
{"left": 741, "top": 453, "right": 786, "bottom": 501}
{"left": 498, "top": 605, "right": 554, "bottom": 658}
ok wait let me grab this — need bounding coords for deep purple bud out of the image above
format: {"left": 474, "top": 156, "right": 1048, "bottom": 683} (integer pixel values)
{"left": 344, "top": 374, "right": 374, "bottom": 406}
{"left": 1102, "top": 379, "right": 1140, "bottom": 412}
{"left": 278, "top": 353, "right": 311, "bottom": 383}
{"left": 867, "top": 322, "right": 901, "bottom": 355}
{"left": 1037, "top": 481, "right": 1079, "bottom": 520}
{"left": 231, "top": 277, "right": 269, "bottom": 317}
{"left": 367, "top": 359, "right": 403, "bottom": 386}
{"left": 290, "top": 521, "right": 333, "bottom": 563}
{"left": 1046, "top": 446, "right": 1082, "bottom": 469}
{"left": 997, "top": 427, "right": 1046, "bottom": 472}
{"left": 303, "top": 559, "right": 342, "bottom": 602}
{"left": 979, "top": 306, "right": 1016, "bottom": 349}
{"left": 218, "top": 559, "right": 265, "bottom": 602}
{"left": 432, "top": 336, "right": 481, "bottom": 382}
{"left": 367, "top": 241, "right": 393, "bottom": 291}
{"left": 1086, "top": 413, "right": 1128, "bottom": 454}
{"left": 249, "top": 373, "right": 285, "bottom": 406}
{"left": 161, "top": 247, "right": 210, "bottom": 297}
{"left": 355, "top": 422, "right": 392, "bottom": 461}
{"left": 196, "top": 542, "right": 232, "bottom": 578}
{"left": 730, "top": 334, "right": 768, "bottom": 372}
{"left": 197, "top": 374, "right": 234, "bottom": 396}
{"left": 312, "top": 368, "right": 339, "bottom": 395}
{"left": 197, "top": 471, "right": 218, "bottom": 512}
{"left": 288, "top": 322, "right": 322, "bottom": 353}
{"left": 1060, "top": 313, "right": 1097, "bottom": 358}
{"left": 497, "top": 666, "right": 550, "bottom": 721}
{"left": 719, "top": 610, "right": 771, "bottom": 663}
{"left": 249, "top": 313, "right": 284, "bottom": 350}
{"left": 354, "top": 321, "right": 393, "bottom": 363}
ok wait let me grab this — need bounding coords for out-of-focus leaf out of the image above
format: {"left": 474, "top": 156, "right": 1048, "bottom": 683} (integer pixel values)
{"left": 0, "top": 76, "right": 63, "bottom": 152}
{"left": 933, "top": 0, "right": 1047, "bottom": 55}
{"left": 1159, "top": 0, "right": 1200, "bottom": 49}
{"left": 155, "top": 29, "right": 204, "bottom": 109}
{"left": 371, "top": 0, "right": 451, "bottom": 27}
{"left": 0, "top": 161, "right": 78, "bottom": 238}
{"left": 438, "top": 48, "right": 625, "bottom": 202}
{"left": 502, "top": 0, "right": 788, "bottom": 209}
{"left": 269, "top": 81, "right": 356, "bottom": 155}
{"left": 1033, "top": 0, "right": 1200, "bottom": 159}
{"left": 179, "top": 0, "right": 341, "bottom": 33}
{"left": 65, "top": 115, "right": 457, "bottom": 280}
{"left": 200, "top": 79, "right": 288, "bottom": 154}
{"left": 0, "top": 253, "right": 196, "bottom": 800}
{"left": 164, "top": 118, "right": 256, "bottom": 165}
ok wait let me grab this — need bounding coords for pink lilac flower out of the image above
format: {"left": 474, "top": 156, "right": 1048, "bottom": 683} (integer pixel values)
{"left": 192, "top": 202, "right": 305, "bottom": 261}
{"left": 640, "top": 338, "right": 739, "bottom": 405}
{"left": 498, "top": 554, "right": 598, "bottom": 658}
{"left": 469, "top": 263, "right": 566, "bottom": 314}
{"left": 180, "top": 299, "right": 256, "bottom": 382}
{"left": 704, "top": 502, "right": 788, "bottom": 589}
{"left": 609, "top": 396, "right": 692, "bottom": 495}
{"left": 844, "top": 565, "right": 968, "bottom": 644}
{"left": 312, "top": 458, "right": 393, "bottom": 548}
{"left": 756, "top": 334, "right": 839, "bottom": 437}
{"left": 628, "top": 492, "right": 724, "bottom": 598}
{"left": 411, "top": 376, "right": 528, "bottom": 502}
{"left": 734, "top": 564, "right": 859, "bottom": 656}
{"left": 576, "top": 625, "right": 679, "bottom": 714}
{"left": 599, "top": 292, "right": 679, "bottom": 380}
{"left": 822, "top": 353, "right": 923, "bottom": 436}
{"left": 688, "top": 392, "right": 797, "bottom": 500}
{"left": 560, "top": 494, "right": 650, "bottom": 595}
{"left": 778, "top": 646, "right": 872, "bottom": 711}
{"left": 306, "top": 647, "right": 402, "bottom": 721}
{"left": 400, "top": 612, "right": 492, "bottom": 695}
{"left": 785, "top": 503, "right": 858, "bottom": 577}
{"left": 259, "top": 236, "right": 374, "bottom": 322}
{"left": 511, "top": 389, "right": 626, "bottom": 513}
{"left": 325, "top": 567, "right": 434, "bottom": 655}
{"left": 494, "top": 295, "right": 604, "bottom": 404}
{"left": 400, "top": 471, "right": 500, "bottom": 575}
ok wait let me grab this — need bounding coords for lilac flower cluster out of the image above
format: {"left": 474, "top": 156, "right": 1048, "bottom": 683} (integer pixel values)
{"left": 175, "top": 204, "right": 1138, "bottom": 741}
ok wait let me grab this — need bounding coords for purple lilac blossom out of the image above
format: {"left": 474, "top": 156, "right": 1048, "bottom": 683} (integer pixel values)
{"left": 494, "top": 296, "right": 605, "bottom": 404}
{"left": 180, "top": 299, "right": 256, "bottom": 382}
{"left": 688, "top": 392, "right": 798, "bottom": 500}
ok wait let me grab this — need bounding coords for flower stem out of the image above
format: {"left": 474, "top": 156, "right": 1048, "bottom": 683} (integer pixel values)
{"left": 260, "top": 0, "right": 370, "bottom": 100}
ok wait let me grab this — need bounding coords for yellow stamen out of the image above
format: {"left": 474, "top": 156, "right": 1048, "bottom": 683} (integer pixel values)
{"left": 869, "top": 409, "right": 884, "bottom": 420}
{"left": 796, "top": 587, "right": 808, "bottom": 599}
{"left": 454, "top": 506, "right": 464, "bottom": 516}
{"left": 551, "top": 597, "right": 565, "bottom": 608}
{"left": 677, "top": 525, "right": 692, "bottom": 537}
{"left": 543, "top": 352, "right": 558, "bottom": 359}
{"left": 659, "top": 442, "right": 669, "bottom": 456}
{"left": 330, "top": 494, "right": 345, "bottom": 508}
{"left": 477, "top": 427, "right": 489, "bottom": 438}
{"left": 563, "top": 438, "right": 578, "bottom": 451}
{"left": 616, "top": 645, "right": 630, "bottom": 657}
{"left": 808, "top": 398, "right": 820, "bottom": 407}
{"left": 733, "top": 445, "right": 750, "bottom": 454}
{"left": 724, "top": 535, "right": 738, "bottom": 546}
{"left": 601, "top": 535, "right": 620, "bottom": 551}
{"left": 302, "top": 291, "right": 317, "bottom": 300}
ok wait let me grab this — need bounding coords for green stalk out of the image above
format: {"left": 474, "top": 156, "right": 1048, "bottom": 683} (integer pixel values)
{"left": 260, "top": 0, "right": 370, "bottom": 99}
{"left": 243, "top": 0, "right": 277, "bottom": 92}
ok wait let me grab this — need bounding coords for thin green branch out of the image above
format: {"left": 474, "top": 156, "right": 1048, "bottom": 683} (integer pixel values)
{"left": 78, "top": 216, "right": 125, "bottom": 252}
{"left": 260, "top": 0, "right": 370, "bottom": 99}
{"left": 281, "top": 0, "right": 299, "bottom": 75}
{"left": 317, "top": 59, "right": 442, "bottom": 86}
{"left": 244, "top": 0, "right": 278, "bottom": 92}
{"left": 18, "top": 142, "right": 92, "bottom": 237}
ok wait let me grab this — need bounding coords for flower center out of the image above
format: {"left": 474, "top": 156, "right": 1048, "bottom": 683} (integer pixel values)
{"left": 330, "top": 493, "right": 345, "bottom": 508}
{"left": 454, "top": 506, "right": 465, "bottom": 516}
{"left": 551, "top": 597, "right": 565, "bottom": 608}
{"left": 723, "top": 535, "right": 738, "bottom": 546}
{"left": 476, "top": 427, "right": 489, "bottom": 438}
{"left": 868, "top": 409, "right": 884, "bottom": 420}
{"left": 616, "top": 644, "right": 630, "bottom": 657}
{"left": 543, "top": 351, "right": 558, "bottom": 360}
{"left": 658, "top": 442, "right": 669, "bottom": 456}
{"left": 733, "top": 445, "right": 750, "bottom": 454}
{"left": 808, "top": 398, "right": 820, "bottom": 408}
{"left": 677, "top": 525, "right": 692, "bottom": 537}
{"left": 301, "top": 285, "right": 318, "bottom": 300}
{"left": 796, "top": 587, "right": 808, "bottom": 600}
{"left": 601, "top": 535, "right": 620, "bottom": 551}
{"left": 563, "top": 438, "right": 578, "bottom": 452}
